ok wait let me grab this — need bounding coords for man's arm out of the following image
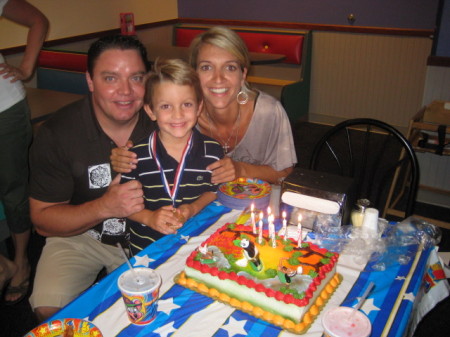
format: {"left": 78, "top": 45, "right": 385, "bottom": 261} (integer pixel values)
{"left": 31, "top": 175, "right": 145, "bottom": 237}
{"left": 1, "top": 0, "right": 49, "bottom": 82}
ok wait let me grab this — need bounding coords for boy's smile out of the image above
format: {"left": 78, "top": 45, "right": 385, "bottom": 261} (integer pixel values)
{"left": 145, "top": 82, "right": 202, "bottom": 147}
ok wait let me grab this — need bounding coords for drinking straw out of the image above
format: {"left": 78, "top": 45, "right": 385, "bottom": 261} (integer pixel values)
{"left": 348, "top": 281, "right": 375, "bottom": 320}
{"left": 116, "top": 243, "right": 142, "bottom": 284}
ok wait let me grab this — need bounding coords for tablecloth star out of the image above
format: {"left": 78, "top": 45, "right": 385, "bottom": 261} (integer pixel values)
{"left": 180, "top": 234, "right": 190, "bottom": 242}
{"left": 133, "top": 254, "right": 154, "bottom": 267}
{"left": 404, "top": 292, "right": 415, "bottom": 302}
{"left": 154, "top": 321, "right": 177, "bottom": 337}
{"left": 158, "top": 298, "right": 181, "bottom": 315}
{"left": 361, "top": 297, "right": 381, "bottom": 316}
{"left": 221, "top": 316, "right": 248, "bottom": 336}
{"left": 395, "top": 276, "right": 406, "bottom": 281}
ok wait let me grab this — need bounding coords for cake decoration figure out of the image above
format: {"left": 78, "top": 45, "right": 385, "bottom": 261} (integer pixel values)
{"left": 236, "top": 238, "right": 262, "bottom": 271}
{"left": 277, "top": 258, "right": 303, "bottom": 284}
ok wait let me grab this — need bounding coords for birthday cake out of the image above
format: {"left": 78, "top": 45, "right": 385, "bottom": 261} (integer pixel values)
{"left": 176, "top": 223, "right": 341, "bottom": 334}
{"left": 217, "top": 178, "right": 271, "bottom": 210}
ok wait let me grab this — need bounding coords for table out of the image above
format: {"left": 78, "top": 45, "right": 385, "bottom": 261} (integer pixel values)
{"left": 26, "top": 87, "right": 83, "bottom": 125}
{"left": 145, "top": 43, "right": 286, "bottom": 65}
{"left": 46, "top": 203, "right": 449, "bottom": 337}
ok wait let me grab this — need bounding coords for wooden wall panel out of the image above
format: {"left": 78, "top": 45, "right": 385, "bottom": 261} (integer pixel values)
{"left": 309, "top": 31, "right": 432, "bottom": 129}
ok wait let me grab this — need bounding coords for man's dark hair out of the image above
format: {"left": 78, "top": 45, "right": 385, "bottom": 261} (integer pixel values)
{"left": 87, "top": 35, "right": 150, "bottom": 76}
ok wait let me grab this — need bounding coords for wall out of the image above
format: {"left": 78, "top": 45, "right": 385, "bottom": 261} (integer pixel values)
{"left": 178, "top": 0, "right": 439, "bottom": 29}
{"left": 0, "top": 0, "right": 178, "bottom": 49}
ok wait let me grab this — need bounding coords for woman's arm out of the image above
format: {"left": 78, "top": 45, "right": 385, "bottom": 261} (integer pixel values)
{"left": 207, "top": 157, "right": 294, "bottom": 185}
{"left": 1, "top": 0, "right": 49, "bottom": 82}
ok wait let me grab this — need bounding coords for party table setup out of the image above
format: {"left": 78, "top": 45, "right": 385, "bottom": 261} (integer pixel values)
{"left": 25, "top": 174, "right": 450, "bottom": 337}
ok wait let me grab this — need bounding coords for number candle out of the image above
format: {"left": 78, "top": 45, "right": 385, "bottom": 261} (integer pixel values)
{"left": 251, "top": 203, "right": 256, "bottom": 234}
{"left": 297, "top": 214, "right": 303, "bottom": 247}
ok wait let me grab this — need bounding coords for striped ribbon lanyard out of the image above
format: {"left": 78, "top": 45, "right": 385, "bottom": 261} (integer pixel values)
{"left": 149, "top": 131, "right": 193, "bottom": 206}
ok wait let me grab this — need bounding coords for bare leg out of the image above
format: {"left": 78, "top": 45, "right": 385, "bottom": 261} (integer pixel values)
{"left": 34, "top": 306, "right": 61, "bottom": 323}
{"left": 0, "top": 254, "right": 17, "bottom": 291}
{"left": 5, "top": 229, "right": 31, "bottom": 302}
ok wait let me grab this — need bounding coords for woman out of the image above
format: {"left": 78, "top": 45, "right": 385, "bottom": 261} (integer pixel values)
{"left": 0, "top": 0, "right": 48, "bottom": 304}
{"left": 111, "top": 26, "right": 297, "bottom": 184}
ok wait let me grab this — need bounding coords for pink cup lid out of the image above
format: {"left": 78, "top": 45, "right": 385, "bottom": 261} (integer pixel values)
{"left": 322, "top": 306, "right": 371, "bottom": 337}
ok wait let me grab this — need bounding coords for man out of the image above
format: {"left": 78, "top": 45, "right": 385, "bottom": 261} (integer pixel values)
{"left": 28, "top": 35, "right": 155, "bottom": 321}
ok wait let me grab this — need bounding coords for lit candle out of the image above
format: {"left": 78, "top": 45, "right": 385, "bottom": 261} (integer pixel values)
{"left": 297, "top": 214, "right": 303, "bottom": 247}
{"left": 251, "top": 203, "right": 256, "bottom": 234}
{"left": 281, "top": 211, "right": 287, "bottom": 237}
{"left": 269, "top": 214, "right": 276, "bottom": 247}
{"left": 258, "top": 211, "right": 264, "bottom": 244}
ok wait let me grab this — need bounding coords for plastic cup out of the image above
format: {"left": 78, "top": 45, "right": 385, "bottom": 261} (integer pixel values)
{"left": 322, "top": 306, "right": 371, "bottom": 337}
{"left": 361, "top": 208, "right": 379, "bottom": 234}
{"left": 117, "top": 267, "right": 161, "bottom": 325}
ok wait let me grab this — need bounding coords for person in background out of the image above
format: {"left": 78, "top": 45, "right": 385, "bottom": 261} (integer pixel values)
{"left": 121, "top": 58, "right": 223, "bottom": 254}
{"left": 0, "top": 0, "right": 48, "bottom": 305}
{"left": 28, "top": 35, "right": 154, "bottom": 322}
{"left": 111, "top": 26, "right": 297, "bottom": 185}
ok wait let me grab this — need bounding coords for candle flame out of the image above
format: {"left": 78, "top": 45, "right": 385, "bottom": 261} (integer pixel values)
{"left": 251, "top": 203, "right": 254, "bottom": 211}
{"left": 282, "top": 211, "right": 286, "bottom": 219}
{"left": 267, "top": 206, "right": 271, "bottom": 215}
{"left": 298, "top": 214, "right": 303, "bottom": 223}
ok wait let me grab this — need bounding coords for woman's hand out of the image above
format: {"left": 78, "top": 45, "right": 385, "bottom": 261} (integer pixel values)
{"left": 0, "top": 63, "right": 28, "bottom": 83}
{"left": 110, "top": 140, "right": 137, "bottom": 173}
{"left": 207, "top": 157, "right": 237, "bottom": 184}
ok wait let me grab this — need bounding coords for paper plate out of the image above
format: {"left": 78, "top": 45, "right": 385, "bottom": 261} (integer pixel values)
{"left": 24, "top": 318, "right": 102, "bottom": 337}
{"left": 217, "top": 178, "right": 271, "bottom": 210}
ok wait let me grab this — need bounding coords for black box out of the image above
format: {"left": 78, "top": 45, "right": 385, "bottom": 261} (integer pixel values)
{"left": 281, "top": 168, "right": 355, "bottom": 227}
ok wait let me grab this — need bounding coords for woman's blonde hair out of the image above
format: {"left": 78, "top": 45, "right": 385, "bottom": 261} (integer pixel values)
{"left": 189, "top": 26, "right": 251, "bottom": 91}
{"left": 145, "top": 58, "right": 203, "bottom": 108}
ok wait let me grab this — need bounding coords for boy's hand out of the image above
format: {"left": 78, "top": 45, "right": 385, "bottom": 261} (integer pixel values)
{"left": 110, "top": 140, "right": 137, "bottom": 173}
{"left": 177, "top": 205, "right": 193, "bottom": 221}
{"left": 146, "top": 206, "right": 182, "bottom": 234}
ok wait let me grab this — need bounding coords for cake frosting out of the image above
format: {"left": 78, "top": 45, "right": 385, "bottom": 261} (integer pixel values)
{"left": 176, "top": 223, "right": 341, "bottom": 334}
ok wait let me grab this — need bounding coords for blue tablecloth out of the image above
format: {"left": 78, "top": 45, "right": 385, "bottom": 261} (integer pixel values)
{"left": 42, "top": 202, "right": 448, "bottom": 337}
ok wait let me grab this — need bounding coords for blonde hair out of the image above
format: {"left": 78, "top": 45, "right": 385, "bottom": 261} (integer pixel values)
{"left": 145, "top": 58, "right": 203, "bottom": 108}
{"left": 189, "top": 26, "right": 251, "bottom": 90}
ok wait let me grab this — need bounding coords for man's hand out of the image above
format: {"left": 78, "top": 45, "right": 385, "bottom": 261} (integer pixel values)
{"left": 99, "top": 174, "right": 144, "bottom": 218}
{"left": 207, "top": 157, "right": 237, "bottom": 184}
{"left": 110, "top": 140, "right": 138, "bottom": 173}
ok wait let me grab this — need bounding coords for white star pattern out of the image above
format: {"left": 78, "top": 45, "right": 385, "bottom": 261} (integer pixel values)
{"left": 395, "top": 276, "right": 406, "bottom": 281}
{"left": 154, "top": 321, "right": 177, "bottom": 337}
{"left": 404, "top": 292, "right": 415, "bottom": 302}
{"left": 133, "top": 254, "right": 154, "bottom": 267}
{"left": 221, "top": 317, "right": 248, "bottom": 337}
{"left": 360, "top": 297, "right": 381, "bottom": 316}
{"left": 180, "top": 235, "right": 190, "bottom": 242}
{"left": 157, "top": 298, "right": 180, "bottom": 315}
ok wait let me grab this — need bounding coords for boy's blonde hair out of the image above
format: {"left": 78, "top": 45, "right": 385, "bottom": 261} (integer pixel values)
{"left": 145, "top": 58, "right": 203, "bottom": 108}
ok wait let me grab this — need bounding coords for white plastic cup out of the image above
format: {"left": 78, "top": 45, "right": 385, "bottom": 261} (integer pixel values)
{"left": 361, "top": 208, "right": 379, "bottom": 234}
{"left": 117, "top": 267, "right": 161, "bottom": 325}
{"left": 322, "top": 306, "right": 371, "bottom": 337}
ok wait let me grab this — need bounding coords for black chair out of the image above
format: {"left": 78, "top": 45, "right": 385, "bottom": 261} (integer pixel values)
{"left": 309, "top": 118, "right": 420, "bottom": 218}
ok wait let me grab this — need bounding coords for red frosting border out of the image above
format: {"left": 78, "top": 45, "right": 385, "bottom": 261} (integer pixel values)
{"left": 186, "top": 224, "right": 339, "bottom": 307}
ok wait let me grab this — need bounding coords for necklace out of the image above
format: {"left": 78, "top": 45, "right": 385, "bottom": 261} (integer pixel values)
{"left": 206, "top": 107, "right": 241, "bottom": 154}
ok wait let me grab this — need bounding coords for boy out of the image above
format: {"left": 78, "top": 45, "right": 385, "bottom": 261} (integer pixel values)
{"left": 121, "top": 59, "right": 223, "bottom": 254}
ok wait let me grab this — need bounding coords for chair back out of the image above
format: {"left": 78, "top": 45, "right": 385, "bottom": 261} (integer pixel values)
{"left": 309, "top": 118, "right": 419, "bottom": 218}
